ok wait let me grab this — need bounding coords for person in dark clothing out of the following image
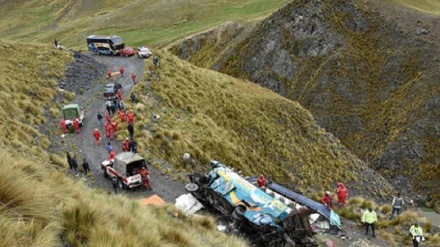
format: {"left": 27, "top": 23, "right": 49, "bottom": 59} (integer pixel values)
{"left": 66, "top": 152, "right": 73, "bottom": 170}
{"left": 97, "top": 112, "right": 103, "bottom": 127}
{"left": 82, "top": 159, "right": 90, "bottom": 176}
{"left": 112, "top": 178, "right": 118, "bottom": 194}
{"left": 110, "top": 103, "right": 116, "bottom": 116}
{"left": 129, "top": 138, "right": 137, "bottom": 153}
{"left": 105, "top": 100, "right": 112, "bottom": 115}
{"left": 53, "top": 39, "right": 58, "bottom": 48}
{"left": 130, "top": 93, "right": 137, "bottom": 104}
{"left": 71, "top": 156, "right": 79, "bottom": 175}
{"left": 153, "top": 56, "right": 160, "bottom": 67}
{"left": 106, "top": 142, "right": 113, "bottom": 153}
{"left": 127, "top": 123, "right": 134, "bottom": 139}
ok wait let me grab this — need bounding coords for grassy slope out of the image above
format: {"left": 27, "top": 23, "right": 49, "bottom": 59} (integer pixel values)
{"left": 123, "top": 50, "right": 395, "bottom": 200}
{"left": 384, "top": 0, "right": 440, "bottom": 15}
{"left": 0, "top": 40, "right": 248, "bottom": 247}
{"left": 0, "top": 0, "right": 291, "bottom": 48}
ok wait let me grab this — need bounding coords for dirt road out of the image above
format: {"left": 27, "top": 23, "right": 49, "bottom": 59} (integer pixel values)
{"left": 59, "top": 53, "right": 186, "bottom": 202}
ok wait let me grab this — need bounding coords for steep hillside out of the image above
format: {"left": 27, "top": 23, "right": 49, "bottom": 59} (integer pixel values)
{"left": 169, "top": 0, "right": 440, "bottom": 208}
{"left": 126, "top": 50, "right": 395, "bottom": 201}
{"left": 0, "top": 40, "right": 248, "bottom": 247}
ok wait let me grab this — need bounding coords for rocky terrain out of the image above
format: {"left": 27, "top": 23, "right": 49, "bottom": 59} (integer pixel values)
{"left": 169, "top": 0, "right": 440, "bottom": 209}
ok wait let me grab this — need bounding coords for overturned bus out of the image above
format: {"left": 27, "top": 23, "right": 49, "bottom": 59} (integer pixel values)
{"left": 186, "top": 161, "right": 341, "bottom": 247}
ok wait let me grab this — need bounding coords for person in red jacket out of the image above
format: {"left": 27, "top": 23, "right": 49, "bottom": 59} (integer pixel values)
{"left": 321, "top": 191, "right": 335, "bottom": 209}
{"left": 111, "top": 121, "right": 118, "bottom": 135}
{"left": 122, "top": 137, "right": 130, "bottom": 152}
{"left": 105, "top": 112, "right": 111, "bottom": 123}
{"left": 59, "top": 119, "right": 67, "bottom": 134}
{"left": 257, "top": 175, "right": 267, "bottom": 188}
{"left": 127, "top": 110, "right": 135, "bottom": 125}
{"left": 139, "top": 167, "right": 151, "bottom": 189}
{"left": 107, "top": 69, "right": 112, "bottom": 79}
{"left": 336, "top": 182, "right": 349, "bottom": 207}
{"left": 108, "top": 149, "right": 116, "bottom": 159}
{"left": 119, "top": 110, "right": 126, "bottom": 122}
{"left": 117, "top": 88, "right": 123, "bottom": 101}
{"left": 73, "top": 119, "right": 80, "bottom": 133}
{"left": 131, "top": 72, "right": 137, "bottom": 85}
{"left": 105, "top": 121, "right": 113, "bottom": 140}
{"left": 119, "top": 66, "right": 125, "bottom": 77}
{"left": 93, "top": 128, "right": 101, "bottom": 146}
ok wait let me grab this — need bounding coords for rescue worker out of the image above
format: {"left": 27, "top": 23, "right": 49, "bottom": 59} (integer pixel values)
{"left": 107, "top": 69, "right": 112, "bottom": 79}
{"left": 93, "top": 128, "right": 101, "bottom": 146}
{"left": 112, "top": 177, "right": 118, "bottom": 194}
{"left": 257, "top": 175, "right": 267, "bottom": 188}
{"left": 361, "top": 208, "right": 377, "bottom": 237}
{"left": 390, "top": 193, "right": 405, "bottom": 220}
{"left": 122, "top": 138, "right": 130, "bottom": 152}
{"left": 108, "top": 149, "right": 116, "bottom": 159}
{"left": 97, "top": 112, "right": 103, "bottom": 127}
{"left": 105, "top": 112, "right": 111, "bottom": 123}
{"left": 119, "top": 66, "right": 125, "bottom": 77}
{"left": 59, "top": 119, "right": 67, "bottom": 134}
{"left": 148, "top": 64, "right": 155, "bottom": 77}
{"left": 73, "top": 119, "right": 80, "bottom": 133}
{"left": 139, "top": 167, "right": 151, "bottom": 189}
{"left": 127, "top": 123, "right": 134, "bottom": 139}
{"left": 131, "top": 72, "right": 137, "bottom": 84}
{"left": 119, "top": 110, "right": 127, "bottom": 122}
{"left": 321, "top": 191, "right": 335, "bottom": 209}
{"left": 111, "top": 121, "right": 118, "bottom": 135}
{"left": 106, "top": 142, "right": 113, "bottom": 153}
{"left": 117, "top": 88, "right": 123, "bottom": 101}
{"left": 409, "top": 222, "right": 424, "bottom": 247}
{"left": 82, "top": 158, "right": 90, "bottom": 176}
{"left": 336, "top": 182, "right": 349, "bottom": 207}
{"left": 105, "top": 121, "right": 113, "bottom": 140}
{"left": 127, "top": 110, "right": 135, "bottom": 125}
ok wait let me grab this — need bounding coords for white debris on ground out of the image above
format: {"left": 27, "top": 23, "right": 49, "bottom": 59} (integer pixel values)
{"left": 348, "top": 239, "right": 381, "bottom": 247}
{"left": 174, "top": 193, "right": 204, "bottom": 215}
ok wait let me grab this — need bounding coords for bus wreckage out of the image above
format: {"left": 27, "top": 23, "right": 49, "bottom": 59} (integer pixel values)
{"left": 185, "top": 161, "right": 341, "bottom": 247}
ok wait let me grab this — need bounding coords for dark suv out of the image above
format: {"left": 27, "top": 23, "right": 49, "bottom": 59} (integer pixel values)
{"left": 103, "top": 83, "right": 122, "bottom": 99}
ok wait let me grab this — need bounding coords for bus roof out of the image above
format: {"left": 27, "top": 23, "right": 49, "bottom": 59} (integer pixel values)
{"left": 87, "top": 35, "right": 121, "bottom": 40}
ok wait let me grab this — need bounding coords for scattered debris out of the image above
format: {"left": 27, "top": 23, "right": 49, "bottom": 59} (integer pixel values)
{"left": 416, "top": 27, "right": 429, "bottom": 35}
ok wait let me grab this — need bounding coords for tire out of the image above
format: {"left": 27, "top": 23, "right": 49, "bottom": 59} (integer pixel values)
{"left": 232, "top": 206, "right": 246, "bottom": 221}
{"left": 185, "top": 183, "right": 199, "bottom": 192}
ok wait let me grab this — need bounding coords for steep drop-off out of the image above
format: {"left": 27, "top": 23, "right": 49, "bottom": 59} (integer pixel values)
{"left": 169, "top": 0, "right": 440, "bottom": 207}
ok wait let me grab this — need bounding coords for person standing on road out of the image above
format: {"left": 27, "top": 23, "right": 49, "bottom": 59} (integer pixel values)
{"left": 93, "top": 128, "right": 102, "bottom": 146}
{"left": 66, "top": 151, "right": 73, "bottom": 170}
{"left": 390, "top": 193, "right": 405, "bottom": 220}
{"left": 129, "top": 138, "right": 137, "bottom": 153}
{"left": 131, "top": 72, "right": 137, "bottom": 84}
{"left": 112, "top": 178, "right": 118, "bottom": 194}
{"left": 97, "top": 112, "right": 103, "bottom": 127}
{"left": 119, "top": 110, "right": 126, "bottom": 122}
{"left": 110, "top": 102, "right": 116, "bottom": 116}
{"left": 119, "top": 66, "right": 125, "bottom": 77}
{"left": 409, "top": 222, "right": 424, "bottom": 247}
{"left": 59, "top": 119, "right": 67, "bottom": 134}
{"left": 122, "top": 137, "right": 130, "bottom": 152}
{"left": 105, "top": 100, "right": 112, "bottom": 115}
{"left": 362, "top": 208, "right": 377, "bottom": 238}
{"left": 127, "top": 110, "right": 135, "bottom": 125}
{"left": 117, "top": 88, "right": 123, "bottom": 102}
{"left": 73, "top": 119, "right": 80, "bottom": 133}
{"left": 82, "top": 158, "right": 90, "bottom": 176}
{"left": 107, "top": 69, "right": 112, "bottom": 79}
{"left": 119, "top": 100, "right": 126, "bottom": 111}
{"left": 127, "top": 123, "right": 134, "bottom": 139}
{"left": 71, "top": 155, "right": 79, "bottom": 176}
{"left": 106, "top": 142, "right": 113, "bottom": 153}
{"left": 108, "top": 149, "right": 116, "bottom": 159}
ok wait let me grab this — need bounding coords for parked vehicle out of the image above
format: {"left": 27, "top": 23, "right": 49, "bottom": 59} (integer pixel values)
{"left": 136, "top": 46, "right": 153, "bottom": 58}
{"left": 119, "top": 47, "right": 136, "bottom": 57}
{"left": 103, "top": 82, "right": 122, "bottom": 100}
{"left": 62, "top": 104, "right": 85, "bottom": 127}
{"left": 86, "top": 35, "right": 125, "bottom": 55}
{"left": 186, "top": 161, "right": 331, "bottom": 247}
{"left": 101, "top": 152, "right": 149, "bottom": 189}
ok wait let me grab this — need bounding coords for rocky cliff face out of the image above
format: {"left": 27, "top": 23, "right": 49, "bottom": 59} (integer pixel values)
{"left": 169, "top": 0, "right": 440, "bottom": 206}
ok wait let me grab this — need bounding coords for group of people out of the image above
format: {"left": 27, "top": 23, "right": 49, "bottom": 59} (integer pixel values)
{"left": 321, "top": 182, "right": 349, "bottom": 210}
{"left": 59, "top": 118, "right": 81, "bottom": 134}
{"left": 66, "top": 151, "right": 90, "bottom": 176}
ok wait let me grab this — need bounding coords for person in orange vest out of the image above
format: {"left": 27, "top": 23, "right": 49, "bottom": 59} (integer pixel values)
{"left": 139, "top": 167, "right": 151, "bottom": 189}
{"left": 336, "top": 182, "right": 349, "bottom": 207}
{"left": 127, "top": 110, "right": 135, "bottom": 125}
{"left": 131, "top": 72, "right": 136, "bottom": 85}
{"left": 107, "top": 69, "right": 112, "bottom": 79}
{"left": 93, "top": 128, "right": 101, "bottom": 146}
{"left": 73, "top": 119, "right": 80, "bottom": 133}
{"left": 108, "top": 149, "right": 116, "bottom": 159}
{"left": 105, "top": 121, "right": 113, "bottom": 140}
{"left": 321, "top": 191, "right": 335, "bottom": 209}
{"left": 59, "top": 119, "right": 67, "bottom": 134}
{"left": 122, "top": 137, "right": 130, "bottom": 152}
{"left": 117, "top": 88, "right": 123, "bottom": 102}
{"left": 257, "top": 175, "right": 267, "bottom": 188}
{"left": 119, "top": 110, "right": 127, "bottom": 122}
{"left": 119, "top": 66, "right": 125, "bottom": 77}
